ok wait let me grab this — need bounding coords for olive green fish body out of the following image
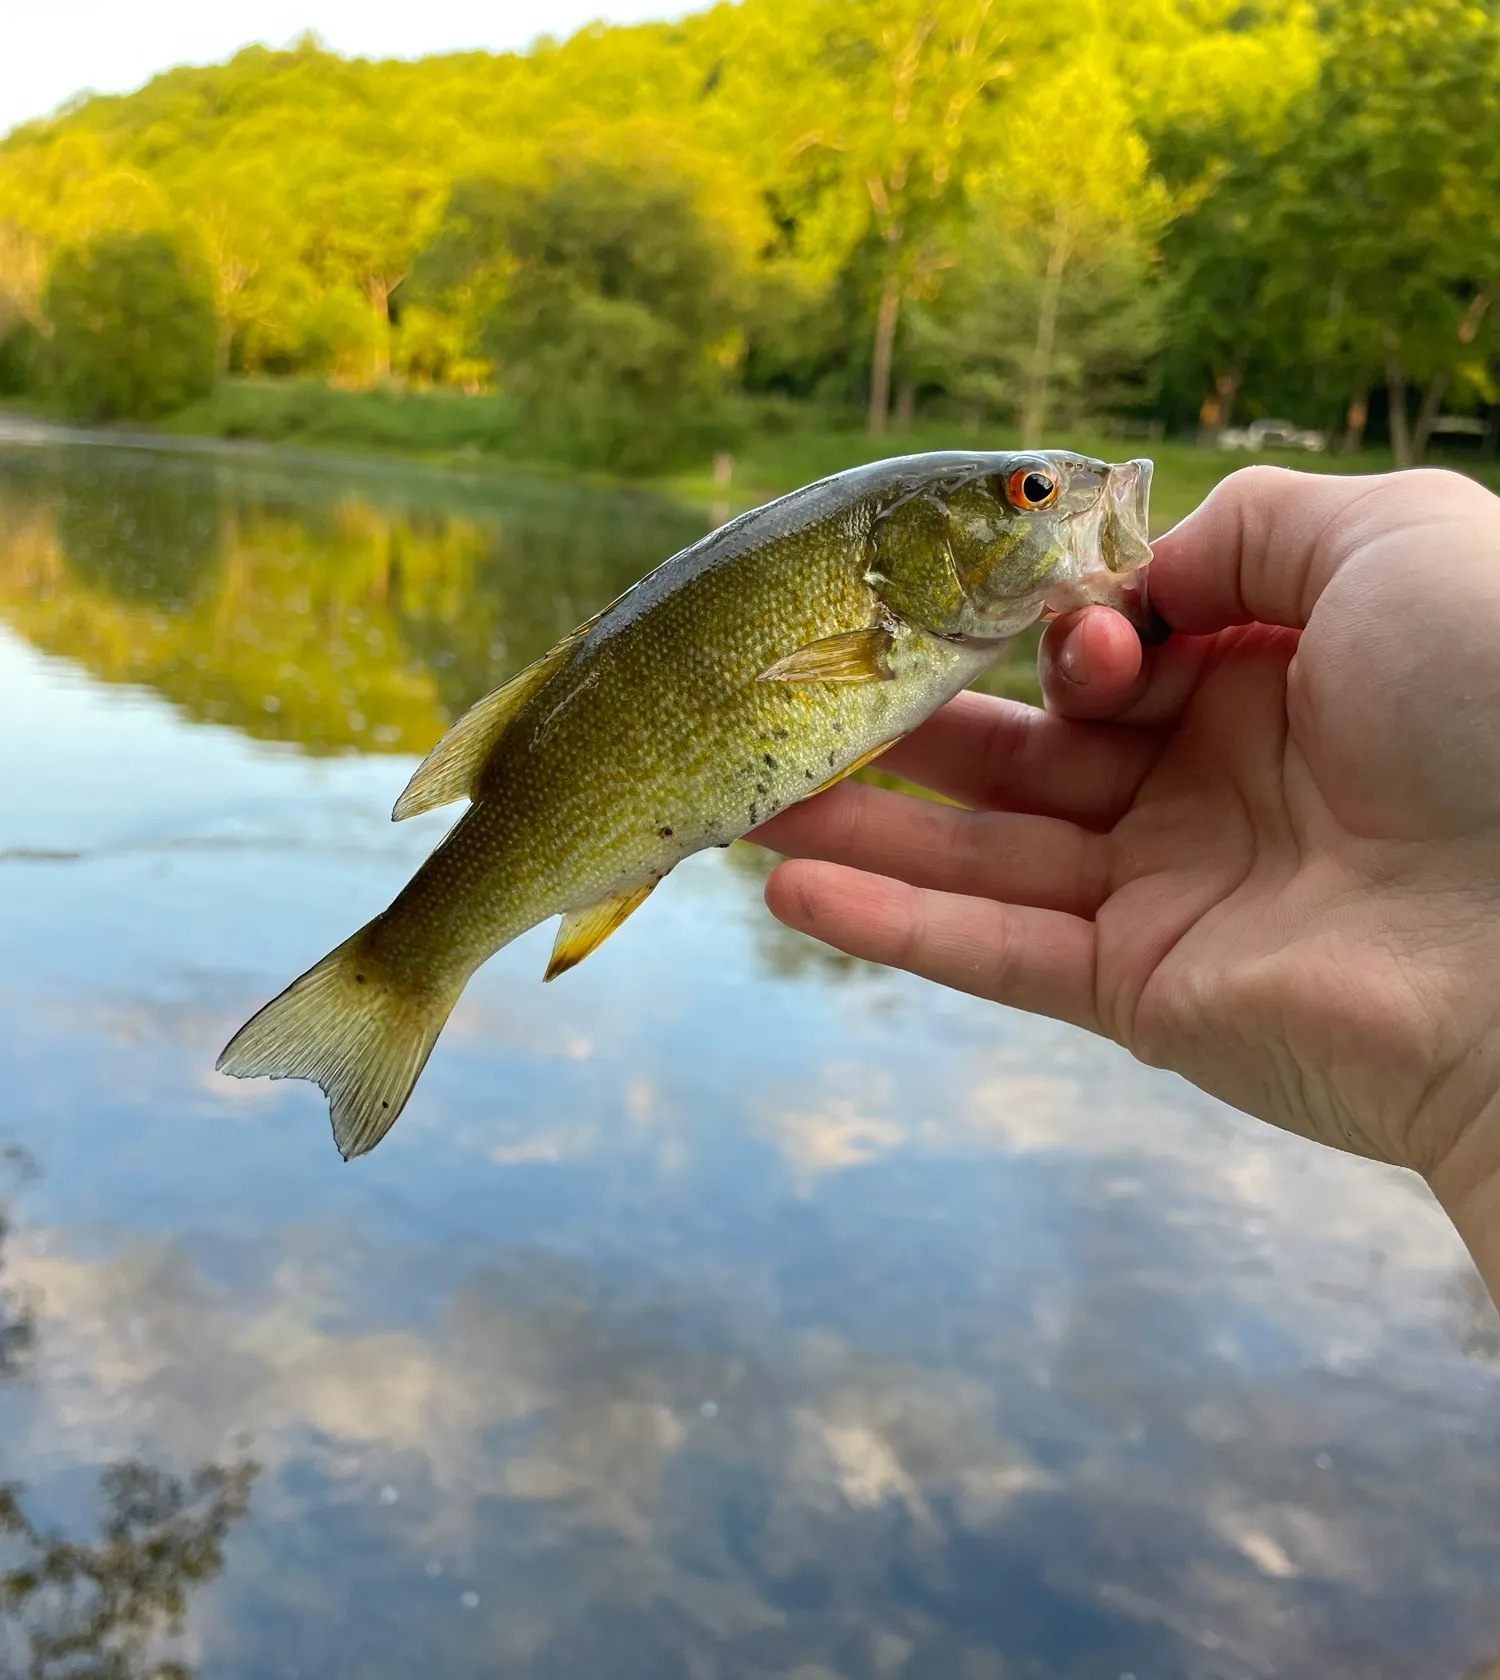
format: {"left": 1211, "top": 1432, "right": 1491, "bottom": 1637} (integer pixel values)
{"left": 219, "top": 450, "right": 1153, "bottom": 1158}
{"left": 375, "top": 491, "right": 990, "bottom": 979}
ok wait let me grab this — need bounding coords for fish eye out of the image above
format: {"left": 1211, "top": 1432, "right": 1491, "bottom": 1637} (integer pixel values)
{"left": 1005, "top": 466, "right": 1059, "bottom": 511}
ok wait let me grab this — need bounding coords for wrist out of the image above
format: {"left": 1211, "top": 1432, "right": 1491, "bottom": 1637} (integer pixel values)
{"left": 1427, "top": 1085, "right": 1500, "bottom": 1309}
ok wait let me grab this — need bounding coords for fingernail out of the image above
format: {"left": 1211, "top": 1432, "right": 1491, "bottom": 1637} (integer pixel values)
{"left": 1058, "top": 632, "right": 1088, "bottom": 685}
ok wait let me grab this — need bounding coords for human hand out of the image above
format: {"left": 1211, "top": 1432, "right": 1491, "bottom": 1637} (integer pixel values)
{"left": 753, "top": 466, "right": 1500, "bottom": 1300}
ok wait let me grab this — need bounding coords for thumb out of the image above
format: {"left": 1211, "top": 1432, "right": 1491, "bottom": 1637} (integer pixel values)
{"left": 1147, "top": 465, "right": 1425, "bottom": 636}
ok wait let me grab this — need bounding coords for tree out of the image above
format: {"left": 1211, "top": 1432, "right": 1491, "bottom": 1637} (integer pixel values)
{"left": 423, "top": 155, "right": 744, "bottom": 471}
{"left": 789, "top": 0, "right": 1015, "bottom": 434}
{"left": 1156, "top": 144, "right": 1298, "bottom": 440}
{"left": 1270, "top": 0, "right": 1500, "bottom": 463}
{"left": 43, "top": 230, "right": 218, "bottom": 420}
{"left": 298, "top": 161, "right": 445, "bottom": 380}
{"left": 0, "top": 318, "right": 40, "bottom": 396}
{"left": 403, "top": 175, "right": 517, "bottom": 376}
{"left": 176, "top": 163, "right": 293, "bottom": 375}
{"left": 0, "top": 130, "right": 174, "bottom": 339}
{"left": 996, "top": 50, "right": 1167, "bottom": 442}
{"left": 14, "top": 0, "right": 1493, "bottom": 453}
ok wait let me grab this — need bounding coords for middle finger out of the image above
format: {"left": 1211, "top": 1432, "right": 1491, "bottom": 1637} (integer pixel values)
{"left": 878, "top": 690, "right": 1165, "bottom": 828}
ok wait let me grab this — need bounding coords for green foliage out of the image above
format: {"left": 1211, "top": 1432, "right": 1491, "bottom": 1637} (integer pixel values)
{"left": 165, "top": 377, "right": 521, "bottom": 455}
{"left": 1, "top": 0, "right": 1497, "bottom": 461}
{"left": 0, "top": 318, "right": 40, "bottom": 395}
{"left": 43, "top": 230, "right": 217, "bottom": 420}
{"left": 1275, "top": 0, "right": 1500, "bottom": 462}
{"left": 425, "top": 159, "right": 743, "bottom": 471}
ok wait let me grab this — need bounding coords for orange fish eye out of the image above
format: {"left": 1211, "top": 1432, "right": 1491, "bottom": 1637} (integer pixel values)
{"left": 1006, "top": 467, "right": 1059, "bottom": 511}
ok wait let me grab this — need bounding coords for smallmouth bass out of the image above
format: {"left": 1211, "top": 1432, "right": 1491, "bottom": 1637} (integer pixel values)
{"left": 219, "top": 450, "right": 1153, "bottom": 1157}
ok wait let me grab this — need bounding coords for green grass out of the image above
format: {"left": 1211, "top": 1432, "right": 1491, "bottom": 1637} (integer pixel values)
{"left": 16, "top": 375, "right": 1500, "bottom": 534}
{"left": 677, "top": 413, "right": 1500, "bottom": 533}
{"left": 162, "top": 377, "right": 526, "bottom": 458}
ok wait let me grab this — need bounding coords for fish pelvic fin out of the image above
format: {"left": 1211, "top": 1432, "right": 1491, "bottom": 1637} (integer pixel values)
{"left": 544, "top": 881, "right": 657, "bottom": 982}
{"left": 757, "top": 627, "right": 894, "bottom": 684}
{"left": 216, "top": 932, "right": 461, "bottom": 1161}
{"left": 393, "top": 617, "right": 597, "bottom": 822}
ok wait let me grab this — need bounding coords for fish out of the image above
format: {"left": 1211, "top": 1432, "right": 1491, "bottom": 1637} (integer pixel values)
{"left": 217, "top": 449, "right": 1153, "bottom": 1159}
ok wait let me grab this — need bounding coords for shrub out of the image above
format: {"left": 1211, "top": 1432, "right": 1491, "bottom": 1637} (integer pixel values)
{"left": 0, "top": 318, "right": 42, "bottom": 396}
{"left": 44, "top": 230, "right": 218, "bottom": 420}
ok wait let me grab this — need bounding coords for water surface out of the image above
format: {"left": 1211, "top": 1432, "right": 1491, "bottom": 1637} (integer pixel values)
{"left": 0, "top": 422, "right": 1496, "bottom": 1679}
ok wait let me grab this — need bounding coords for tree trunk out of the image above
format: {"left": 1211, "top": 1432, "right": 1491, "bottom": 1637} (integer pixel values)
{"left": 1412, "top": 368, "right": 1451, "bottom": 464}
{"left": 214, "top": 316, "right": 234, "bottom": 379}
{"left": 1198, "top": 367, "right": 1242, "bottom": 444}
{"left": 867, "top": 273, "right": 901, "bottom": 437}
{"left": 1383, "top": 328, "right": 1412, "bottom": 468}
{"left": 894, "top": 375, "right": 916, "bottom": 431}
{"left": 1340, "top": 388, "right": 1368, "bottom": 455}
{"left": 1021, "top": 232, "right": 1069, "bottom": 447}
{"left": 1214, "top": 368, "right": 1242, "bottom": 431}
{"left": 367, "top": 276, "right": 393, "bottom": 381}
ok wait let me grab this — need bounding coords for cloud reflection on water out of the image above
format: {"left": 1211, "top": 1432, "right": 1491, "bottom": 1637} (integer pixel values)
{"left": 3, "top": 1013, "right": 1498, "bottom": 1678}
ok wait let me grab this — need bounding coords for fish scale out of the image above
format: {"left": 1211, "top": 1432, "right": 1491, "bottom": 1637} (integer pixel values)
{"left": 218, "top": 449, "right": 1153, "bottom": 1159}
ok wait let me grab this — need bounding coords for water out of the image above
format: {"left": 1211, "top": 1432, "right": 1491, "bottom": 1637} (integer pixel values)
{"left": 0, "top": 421, "right": 1496, "bottom": 1679}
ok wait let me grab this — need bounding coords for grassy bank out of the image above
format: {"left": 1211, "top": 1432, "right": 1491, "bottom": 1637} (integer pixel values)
{"left": 22, "top": 376, "right": 1500, "bottom": 532}
{"left": 692, "top": 415, "right": 1500, "bottom": 530}
{"left": 161, "top": 378, "right": 526, "bottom": 458}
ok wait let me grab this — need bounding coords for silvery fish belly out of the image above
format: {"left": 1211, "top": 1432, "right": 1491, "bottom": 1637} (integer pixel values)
{"left": 218, "top": 449, "right": 1154, "bottom": 1159}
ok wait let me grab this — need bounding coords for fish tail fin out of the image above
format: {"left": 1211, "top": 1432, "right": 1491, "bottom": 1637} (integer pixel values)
{"left": 216, "top": 929, "right": 461, "bottom": 1161}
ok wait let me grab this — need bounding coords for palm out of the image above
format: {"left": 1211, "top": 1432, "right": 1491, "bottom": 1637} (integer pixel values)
{"left": 1089, "top": 626, "right": 1406, "bottom": 1162}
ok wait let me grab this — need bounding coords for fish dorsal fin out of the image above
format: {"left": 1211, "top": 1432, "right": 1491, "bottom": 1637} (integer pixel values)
{"left": 392, "top": 617, "right": 597, "bottom": 822}
{"left": 758, "top": 627, "right": 894, "bottom": 684}
{"left": 544, "top": 880, "right": 657, "bottom": 981}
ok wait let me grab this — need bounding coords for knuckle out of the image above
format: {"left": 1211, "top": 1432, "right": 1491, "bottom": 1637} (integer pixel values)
{"left": 887, "top": 882, "right": 927, "bottom": 969}
{"left": 980, "top": 913, "right": 1018, "bottom": 996}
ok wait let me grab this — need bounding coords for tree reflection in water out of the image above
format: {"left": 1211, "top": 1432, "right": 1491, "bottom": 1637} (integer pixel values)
{"left": 0, "top": 1163, "right": 257, "bottom": 1680}
{"left": 0, "top": 1461, "right": 256, "bottom": 1680}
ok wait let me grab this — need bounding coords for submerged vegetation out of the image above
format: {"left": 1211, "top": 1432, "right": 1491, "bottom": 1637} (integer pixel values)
{"left": 0, "top": 0, "right": 1496, "bottom": 471}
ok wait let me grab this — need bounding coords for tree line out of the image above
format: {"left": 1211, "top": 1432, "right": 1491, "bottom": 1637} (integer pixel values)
{"left": 0, "top": 0, "right": 1496, "bottom": 470}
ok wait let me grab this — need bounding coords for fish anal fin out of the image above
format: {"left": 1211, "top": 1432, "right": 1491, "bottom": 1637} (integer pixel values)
{"left": 545, "top": 881, "right": 657, "bottom": 982}
{"left": 757, "top": 627, "right": 894, "bottom": 685}
{"left": 393, "top": 617, "right": 598, "bottom": 821}
{"left": 803, "top": 738, "right": 897, "bottom": 799}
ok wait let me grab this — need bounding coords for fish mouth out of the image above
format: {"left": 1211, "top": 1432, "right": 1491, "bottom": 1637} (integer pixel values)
{"left": 1102, "top": 458, "right": 1152, "bottom": 574}
{"left": 1045, "top": 458, "right": 1156, "bottom": 633}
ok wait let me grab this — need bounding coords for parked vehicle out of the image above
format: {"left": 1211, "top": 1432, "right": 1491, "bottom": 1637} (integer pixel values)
{"left": 1217, "top": 418, "right": 1328, "bottom": 453}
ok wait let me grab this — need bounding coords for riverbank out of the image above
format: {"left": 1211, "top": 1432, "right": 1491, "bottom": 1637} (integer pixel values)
{"left": 8, "top": 379, "right": 1500, "bottom": 533}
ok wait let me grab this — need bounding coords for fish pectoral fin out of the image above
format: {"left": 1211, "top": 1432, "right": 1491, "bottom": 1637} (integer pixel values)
{"left": 802, "top": 738, "right": 898, "bottom": 799}
{"left": 757, "top": 627, "right": 894, "bottom": 684}
{"left": 392, "top": 616, "right": 599, "bottom": 821}
{"left": 544, "top": 881, "right": 658, "bottom": 981}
